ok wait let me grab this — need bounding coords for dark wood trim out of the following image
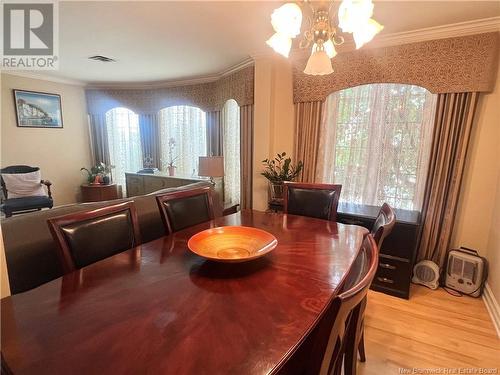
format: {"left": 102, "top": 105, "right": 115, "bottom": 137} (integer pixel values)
{"left": 47, "top": 201, "right": 142, "bottom": 274}
{"left": 155, "top": 186, "right": 215, "bottom": 234}
{"left": 283, "top": 181, "right": 342, "bottom": 221}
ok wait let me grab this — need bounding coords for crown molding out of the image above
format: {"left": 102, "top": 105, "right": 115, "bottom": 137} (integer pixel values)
{"left": 0, "top": 71, "right": 86, "bottom": 86}
{"left": 365, "top": 16, "right": 500, "bottom": 49}
{"left": 86, "top": 57, "right": 255, "bottom": 89}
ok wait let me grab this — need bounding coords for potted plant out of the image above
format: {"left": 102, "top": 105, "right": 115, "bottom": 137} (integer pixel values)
{"left": 167, "top": 138, "right": 178, "bottom": 176}
{"left": 261, "top": 152, "right": 303, "bottom": 202}
{"left": 81, "top": 162, "right": 114, "bottom": 184}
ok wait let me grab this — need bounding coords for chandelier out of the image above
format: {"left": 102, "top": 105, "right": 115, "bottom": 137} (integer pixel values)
{"left": 266, "top": 0, "right": 384, "bottom": 75}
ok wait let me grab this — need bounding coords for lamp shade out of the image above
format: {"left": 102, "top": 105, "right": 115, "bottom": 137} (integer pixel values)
{"left": 266, "top": 32, "right": 292, "bottom": 58}
{"left": 270, "top": 3, "right": 302, "bottom": 37}
{"left": 304, "top": 50, "right": 334, "bottom": 75}
{"left": 198, "top": 156, "right": 224, "bottom": 177}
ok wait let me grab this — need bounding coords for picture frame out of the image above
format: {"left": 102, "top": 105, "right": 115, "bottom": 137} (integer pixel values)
{"left": 13, "top": 89, "right": 63, "bottom": 128}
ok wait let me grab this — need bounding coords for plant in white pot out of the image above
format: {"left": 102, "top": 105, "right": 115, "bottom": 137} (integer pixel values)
{"left": 261, "top": 152, "right": 303, "bottom": 203}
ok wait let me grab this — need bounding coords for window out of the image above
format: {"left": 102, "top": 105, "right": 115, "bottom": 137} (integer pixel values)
{"left": 318, "top": 84, "right": 436, "bottom": 210}
{"left": 159, "top": 106, "right": 207, "bottom": 176}
{"left": 106, "top": 107, "right": 143, "bottom": 192}
{"left": 222, "top": 99, "right": 241, "bottom": 205}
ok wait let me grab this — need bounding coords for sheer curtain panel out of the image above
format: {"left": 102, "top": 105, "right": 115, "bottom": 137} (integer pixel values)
{"left": 222, "top": 100, "right": 241, "bottom": 205}
{"left": 316, "top": 84, "right": 436, "bottom": 211}
{"left": 159, "top": 106, "right": 207, "bottom": 176}
{"left": 105, "top": 108, "right": 143, "bottom": 193}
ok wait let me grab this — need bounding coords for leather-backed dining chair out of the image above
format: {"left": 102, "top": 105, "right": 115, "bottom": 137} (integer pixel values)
{"left": 156, "top": 186, "right": 215, "bottom": 233}
{"left": 371, "top": 202, "right": 396, "bottom": 248}
{"left": 47, "top": 201, "right": 142, "bottom": 274}
{"left": 275, "top": 235, "right": 378, "bottom": 375}
{"left": 283, "top": 182, "right": 342, "bottom": 221}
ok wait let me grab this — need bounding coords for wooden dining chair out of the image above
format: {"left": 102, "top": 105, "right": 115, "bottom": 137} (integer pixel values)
{"left": 47, "top": 201, "right": 142, "bottom": 273}
{"left": 283, "top": 182, "right": 342, "bottom": 221}
{"left": 275, "top": 235, "right": 378, "bottom": 375}
{"left": 371, "top": 202, "right": 396, "bottom": 248}
{"left": 341, "top": 203, "right": 396, "bottom": 375}
{"left": 156, "top": 186, "right": 215, "bottom": 233}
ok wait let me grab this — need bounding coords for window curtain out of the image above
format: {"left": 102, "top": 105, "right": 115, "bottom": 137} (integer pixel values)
{"left": 418, "top": 92, "right": 479, "bottom": 267}
{"left": 88, "top": 113, "right": 111, "bottom": 166}
{"left": 316, "top": 84, "right": 436, "bottom": 210}
{"left": 240, "top": 104, "right": 254, "bottom": 209}
{"left": 105, "top": 108, "right": 143, "bottom": 192}
{"left": 293, "top": 101, "right": 324, "bottom": 182}
{"left": 206, "top": 111, "right": 222, "bottom": 157}
{"left": 159, "top": 106, "right": 207, "bottom": 176}
{"left": 139, "top": 113, "right": 161, "bottom": 169}
{"left": 222, "top": 100, "right": 241, "bottom": 206}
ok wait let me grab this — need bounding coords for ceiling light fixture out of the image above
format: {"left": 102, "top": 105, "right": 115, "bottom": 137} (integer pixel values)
{"left": 266, "top": 0, "right": 384, "bottom": 75}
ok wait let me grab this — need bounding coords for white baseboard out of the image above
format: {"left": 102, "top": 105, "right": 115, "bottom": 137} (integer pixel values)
{"left": 482, "top": 282, "right": 500, "bottom": 338}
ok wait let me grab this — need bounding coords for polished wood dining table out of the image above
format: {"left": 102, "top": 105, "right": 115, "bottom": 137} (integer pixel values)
{"left": 1, "top": 210, "right": 368, "bottom": 375}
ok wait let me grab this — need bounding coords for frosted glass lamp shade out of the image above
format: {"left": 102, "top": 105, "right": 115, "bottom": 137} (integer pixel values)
{"left": 353, "top": 18, "right": 384, "bottom": 49}
{"left": 270, "top": 3, "right": 303, "bottom": 37}
{"left": 266, "top": 33, "right": 292, "bottom": 58}
{"left": 304, "top": 50, "right": 334, "bottom": 75}
{"left": 338, "top": 0, "right": 374, "bottom": 33}
{"left": 198, "top": 157, "right": 224, "bottom": 177}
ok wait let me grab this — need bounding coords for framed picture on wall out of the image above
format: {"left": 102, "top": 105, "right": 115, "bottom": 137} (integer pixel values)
{"left": 13, "top": 90, "right": 63, "bottom": 128}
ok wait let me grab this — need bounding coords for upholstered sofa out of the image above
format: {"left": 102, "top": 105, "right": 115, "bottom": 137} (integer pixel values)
{"left": 1, "top": 181, "right": 220, "bottom": 295}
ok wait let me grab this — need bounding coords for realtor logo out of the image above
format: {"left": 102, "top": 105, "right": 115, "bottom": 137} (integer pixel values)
{"left": 1, "top": 0, "right": 59, "bottom": 69}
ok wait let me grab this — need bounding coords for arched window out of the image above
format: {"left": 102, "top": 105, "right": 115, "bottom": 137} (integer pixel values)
{"left": 159, "top": 105, "right": 207, "bottom": 176}
{"left": 105, "top": 107, "right": 142, "bottom": 192}
{"left": 222, "top": 99, "right": 241, "bottom": 205}
{"left": 318, "top": 83, "right": 437, "bottom": 210}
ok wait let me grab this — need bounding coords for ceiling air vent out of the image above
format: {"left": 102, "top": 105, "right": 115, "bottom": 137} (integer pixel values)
{"left": 88, "top": 55, "right": 116, "bottom": 63}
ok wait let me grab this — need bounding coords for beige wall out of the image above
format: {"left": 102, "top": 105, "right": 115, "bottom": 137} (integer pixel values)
{"left": 451, "top": 59, "right": 500, "bottom": 301}
{"left": 252, "top": 55, "right": 295, "bottom": 211}
{"left": 1, "top": 73, "right": 92, "bottom": 205}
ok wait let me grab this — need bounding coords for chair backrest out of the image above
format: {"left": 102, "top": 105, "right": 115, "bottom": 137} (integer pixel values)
{"left": 283, "top": 182, "right": 342, "bottom": 221}
{"left": 371, "top": 203, "right": 396, "bottom": 248}
{"left": 274, "top": 235, "right": 378, "bottom": 375}
{"left": 155, "top": 186, "right": 215, "bottom": 233}
{"left": 47, "top": 201, "right": 142, "bottom": 273}
{"left": 0, "top": 165, "right": 40, "bottom": 197}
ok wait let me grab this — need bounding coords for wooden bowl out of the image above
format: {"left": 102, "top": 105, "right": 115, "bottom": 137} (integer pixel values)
{"left": 188, "top": 226, "right": 278, "bottom": 263}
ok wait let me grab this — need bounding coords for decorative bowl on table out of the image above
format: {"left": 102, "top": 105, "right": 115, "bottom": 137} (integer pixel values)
{"left": 188, "top": 226, "right": 278, "bottom": 263}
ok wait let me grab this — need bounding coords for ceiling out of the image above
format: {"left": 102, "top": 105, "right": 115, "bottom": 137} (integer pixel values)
{"left": 37, "top": 1, "right": 500, "bottom": 85}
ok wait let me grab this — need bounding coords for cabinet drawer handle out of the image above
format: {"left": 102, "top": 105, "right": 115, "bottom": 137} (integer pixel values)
{"left": 376, "top": 277, "right": 395, "bottom": 284}
{"left": 379, "top": 263, "right": 396, "bottom": 270}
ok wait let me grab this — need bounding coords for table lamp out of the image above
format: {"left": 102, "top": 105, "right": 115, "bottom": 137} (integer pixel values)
{"left": 198, "top": 156, "right": 224, "bottom": 185}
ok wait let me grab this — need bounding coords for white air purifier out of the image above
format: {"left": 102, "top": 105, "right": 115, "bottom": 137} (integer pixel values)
{"left": 445, "top": 248, "right": 487, "bottom": 297}
{"left": 412, "top": 260, "right": 440, "bottom": 290}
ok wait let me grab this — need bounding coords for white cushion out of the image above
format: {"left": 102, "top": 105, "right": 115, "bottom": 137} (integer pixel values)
{"left": 2, "top": 170, "right": 47, "bottom": 199}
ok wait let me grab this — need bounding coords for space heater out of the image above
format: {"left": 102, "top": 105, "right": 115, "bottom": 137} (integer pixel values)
{"left": 444, "top": 247, "right": 488, "bottom": 297}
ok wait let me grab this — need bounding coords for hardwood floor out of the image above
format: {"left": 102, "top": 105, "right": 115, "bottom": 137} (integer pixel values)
{"left": 359, "top": 285, "right": 500, "bottom": 374}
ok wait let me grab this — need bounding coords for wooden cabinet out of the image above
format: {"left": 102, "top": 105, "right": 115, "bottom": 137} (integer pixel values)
{"left": 125, "top": 172, "right": 203, "bottom": 197}
{"left": 81, "top": 184, "right": 122, "bottom": 203}
{"left": 337, "top": 203, "right": 421, "bottom": 299}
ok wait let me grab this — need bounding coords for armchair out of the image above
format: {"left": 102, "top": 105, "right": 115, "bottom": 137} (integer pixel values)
{"left": 1, "top": 165, "right": 53, "bottom": 218}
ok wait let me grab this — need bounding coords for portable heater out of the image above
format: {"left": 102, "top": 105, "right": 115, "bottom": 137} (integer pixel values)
{"left": 444, "top": 247, "right": 488, "bottom": 297}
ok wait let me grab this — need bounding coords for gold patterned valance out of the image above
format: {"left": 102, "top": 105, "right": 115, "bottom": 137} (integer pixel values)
{"left": 293, "top": 32, "right": 499, "bottom": 103}
{"left": 86, "top": 65, "right": 254, "bottom": 115}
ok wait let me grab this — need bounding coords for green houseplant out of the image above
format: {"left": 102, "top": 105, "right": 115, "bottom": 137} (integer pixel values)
{"left": 81, "top": 162, "right": 114, "bottom": 184}
{"left": 261, "top": 152, "right": 303, "bottom": 202}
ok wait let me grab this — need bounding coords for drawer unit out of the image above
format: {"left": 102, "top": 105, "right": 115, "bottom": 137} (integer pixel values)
{"left": 337, "top": 203, "right": 420, "bottom": 299}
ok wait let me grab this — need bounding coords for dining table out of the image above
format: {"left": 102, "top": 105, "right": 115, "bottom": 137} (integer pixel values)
{"left": 1, "top": 210, "right": 368, "bottom": 375}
